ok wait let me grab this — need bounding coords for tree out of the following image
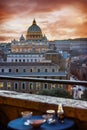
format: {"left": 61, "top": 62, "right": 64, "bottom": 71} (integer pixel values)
{"left": 82, "top": 89, "right": 87, "bottom": 101}
{"left": 38, "top": 88, "right": 72, "bottom": 98}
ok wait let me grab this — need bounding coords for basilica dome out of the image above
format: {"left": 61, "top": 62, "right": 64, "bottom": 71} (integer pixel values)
{"left": 26, "top": 19, "right": 43, "bottom": 41}
{"left": 27, "top": 19, "right": 42, "bottom": 33}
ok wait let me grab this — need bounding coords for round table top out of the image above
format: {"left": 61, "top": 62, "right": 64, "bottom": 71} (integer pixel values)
{"left": 8, "top": 116, "right": 74, "bottom": 130}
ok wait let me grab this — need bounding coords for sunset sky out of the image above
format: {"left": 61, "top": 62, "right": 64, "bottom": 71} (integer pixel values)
{"left": 0, "top": 0, "right": 87, "bottom": 43}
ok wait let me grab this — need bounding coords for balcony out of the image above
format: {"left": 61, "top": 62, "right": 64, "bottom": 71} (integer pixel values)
{"left": 0, "top": 75, "right": 87, "bottom": 130}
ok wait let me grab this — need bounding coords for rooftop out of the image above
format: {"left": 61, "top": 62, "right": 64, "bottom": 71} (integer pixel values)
{"left": 0, "top": 72, "right": 67, "bottom": 77}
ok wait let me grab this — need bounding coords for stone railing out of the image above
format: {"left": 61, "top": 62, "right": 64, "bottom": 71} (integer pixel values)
{"left": 0, "top": 90, "right": 87, "bottom": 130}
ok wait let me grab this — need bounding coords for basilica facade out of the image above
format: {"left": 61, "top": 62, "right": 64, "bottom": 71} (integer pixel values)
{"left": 11, "top": 19, "right": 48, "bottom": 53}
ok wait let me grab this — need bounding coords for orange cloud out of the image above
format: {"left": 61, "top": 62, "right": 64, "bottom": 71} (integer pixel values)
{"left": 0, "top": 0, "right": 87, "bottom": 42}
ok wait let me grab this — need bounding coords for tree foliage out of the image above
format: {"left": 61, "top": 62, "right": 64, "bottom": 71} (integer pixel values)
{"left": 82, "top": 89, "right": 87, "bottom": 101}
{"left": 38, "top": 88, "right": 72, "bottom": 98}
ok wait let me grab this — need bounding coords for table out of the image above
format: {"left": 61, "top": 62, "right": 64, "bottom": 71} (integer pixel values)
{"left": 8, "top": 116, "right": 74, "bottom": 130}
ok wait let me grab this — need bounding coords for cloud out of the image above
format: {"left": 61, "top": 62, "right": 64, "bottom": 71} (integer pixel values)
{"left": 42, "top": 6, "right": 87, "bottom": 39}
{"left": 1, "top": 0, "right": 87, "bottom": 22}
{"left": 0, "top": 0, "right": 87, "bottom": 42}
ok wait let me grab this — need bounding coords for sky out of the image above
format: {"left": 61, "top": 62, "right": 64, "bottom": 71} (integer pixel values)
{"left": 0, "top": 0, "right": 87, "bottom": 43}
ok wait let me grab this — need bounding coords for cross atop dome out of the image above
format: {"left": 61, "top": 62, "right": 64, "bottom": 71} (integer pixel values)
{"left": 33, "top": 19, "right": 36, "bottom": 25}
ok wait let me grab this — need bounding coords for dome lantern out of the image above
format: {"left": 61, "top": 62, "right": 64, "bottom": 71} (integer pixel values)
{"left": 33, "top": 19, "right": 36, "bottom": 25}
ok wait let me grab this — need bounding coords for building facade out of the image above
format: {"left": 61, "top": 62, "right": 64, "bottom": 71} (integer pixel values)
{"left": 0, "top": 19, "right": 69, "bottom": 93}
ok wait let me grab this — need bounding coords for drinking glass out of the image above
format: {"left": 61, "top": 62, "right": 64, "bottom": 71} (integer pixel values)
{"left": 46, "top": 110, "right": 56, "bottom": 124}
{"left": 21, "top": 111, "right": 33, "bottom": 125}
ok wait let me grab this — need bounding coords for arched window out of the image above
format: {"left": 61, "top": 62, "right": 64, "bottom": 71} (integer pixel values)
{"left": 16, "top": 69, "right": 18, "bottom": 72}
{"left": 23, "top": 69, "right": 26, "bottom": 72}
{"left": 9, "top": 69, "right": 11, "bottom": 72}
{"left": 52, "top": 69, "right": 55, "bottom": 72}
{"left": 23, "top": 59, "right": 25, "bottom": 62}
{"left": 44, "top": 83, "right": 48, "bottom": 89}
{"left": 19, "top": 59, "right": 21, "bottom": 62}
{"left": 15, "top": 59, "right": 17, "bottom": 62}
{"left": 36, "top": 82, "right": 41, "bottom": 90}
{"left": 29, "top": 82, "right": 33, "bottom": 90}
{"left": 21, "top": 82, "right": 26, "bottom": 90}
{"left": 37, "top": 69, "right": 40, "bottom": 72}
{"left": 30, "top": 69, "right": 33, "bottom": 72}
{"left": 51, "top": 84, "right": 56, "bottom": 89}
{"left": 45, "top": 69, "right": 48, "bottom": 72}
{"left": 7, "top": 82, "right": 11, "bottom": 89}
{"left": 2, "top": 69, "right": 4, "bottom": 72}
{"left": 14, "top": 82, "right": 18, "bottom": 90}
{"left": 0, "top": 82, "right": 4, "bottom": 88}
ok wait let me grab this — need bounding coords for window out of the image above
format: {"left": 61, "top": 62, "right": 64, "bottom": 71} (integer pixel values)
{"left": 14, "top": 82, "right": 18, "bottom": 90}
{"left": 15, "top": 59, "right": 17, "bottom": 62}
{"left": 0, "top": 82, "right": 4, "bottom": 88}
{"left": 37, "top": 69, "right": 40, "bottom": 72}
{"left": 16, "top": 69, "right": 18, "bottom": 72}
{"left": 9, "top": 69, "right": 11, "bottom": 72}
{"left": 36, "top": 82, "right": 41, "bottom": 90}
{"left": 23, "top": 59, "right": 25, "bottom": 62}
{"left": 51, "top": 84, "right": 56, "bottom": 89}
{"left": 29, "top": 82, "right": 33, "bottom": 90}
{"left": 45, "top": 69, "right": 48, "bottom": 72}
{"left": 52, "top": 69, "right": 55, "bottom": 72}
{"left": 30, "top": 69, "right": 33, "bottom": 72}
{"left": 44, "top": 83, "right": 48, "bottom": 89}
{"left": 21, "top": 82, "right": 26, "bottom": 90}
{"left": 19, "top": 59, "right": 21, "bottom": 62}
{"left": 7, "top": 82, "right": 11, "bottom": 89}
{"left": 59, "top": 84, "right": 63, "bottom": 88}
{"left": 23, "top": 69, "right": 26, "bottom": 72}
{"left": 2, "top": 69, "right": 4, "bottom": 72}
